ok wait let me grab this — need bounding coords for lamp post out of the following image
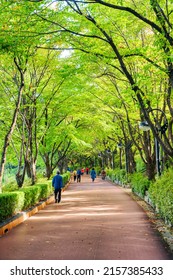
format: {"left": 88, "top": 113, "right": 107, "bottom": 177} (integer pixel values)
{"left": 139, "top": 109, "right": 168, "bottom": 176}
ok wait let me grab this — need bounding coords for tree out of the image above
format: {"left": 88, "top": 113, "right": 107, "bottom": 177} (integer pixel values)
{"left": 2, "top": 0, "right": 173, "bottom": 184}
{"left": 31, "top": 0, "right": 173, "bottom": 170}
{"left": 0, "top": 56, "right": 26, "bottom": 192}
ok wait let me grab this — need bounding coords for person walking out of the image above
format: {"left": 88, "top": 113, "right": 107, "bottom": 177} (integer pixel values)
{"left": 101, "top": 169, "right": 106, "bottom": 180}
{"left": 90, "top": 167, "right": 96, "bottom": 182}
{"left": 81, "top": 168, "right": 85, "bottom": 175}
{"left": 86, "top": 167, "right": 89, "bottom": 175}
{"left": 73, "top": 169, "right": 77, "bottom": 182}
{"left": 52, "top": 171, "right": 63, "bottom": 203}
{"left": 77, "top": 168, "right": 82, "bottom": 182}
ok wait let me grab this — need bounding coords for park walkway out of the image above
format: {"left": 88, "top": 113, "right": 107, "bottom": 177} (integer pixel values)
{"left": 0, "top": 175, "right": 172, "bottom": 260}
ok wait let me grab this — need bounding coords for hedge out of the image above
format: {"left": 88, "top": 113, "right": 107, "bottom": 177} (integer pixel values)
{"left": 0, "top": 192, "right": 25, "bottom": 222}
{"left": 62, "top": 172, "right": 71, "bottom": 186}
{"left": 35, "top": 183, "right": 53, "bottom": 200}
{"left": 131, "top": 172, "right": 150, "bottom": 198}
{"left": 106, "top": 168, "right": 129, "bottom": 185}
{"left": 18, "top": 185, "right": 43, "bottom": 210}
{"left": 148, "top": 169, "right": 173, "bottom": 225}
{"left": 0, "top": 172, "right": 71, "bottom": 223}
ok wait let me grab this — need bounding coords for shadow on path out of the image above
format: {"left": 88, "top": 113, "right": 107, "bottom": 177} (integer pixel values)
{"left": 0, "top": 175, "right": 172, "bottom": 260}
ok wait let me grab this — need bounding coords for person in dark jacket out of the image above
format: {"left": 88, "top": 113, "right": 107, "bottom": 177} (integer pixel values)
{"left": 52, "top": 171, "right": 63, "bottom": 203}
{"left": 77, "top": 168, "right": 82, "bottom": 182}
{"left": 90, "top": 168, "right": 96, "bottom": 182}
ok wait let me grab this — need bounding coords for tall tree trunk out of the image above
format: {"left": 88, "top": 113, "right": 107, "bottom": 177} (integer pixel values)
{"left": 128, "top": 149, "right": 136, "bottom": 173}
{"left": 0, "top": 58, "right": 25, "bottom": 192}
{"left": 45, "top": 154, "right": 53, "bottom": 179}
{"left": 145, "top": 158, "right": 156, "bottom": 181}
{"left": 16, "top": 167, "right": 26, "bottom": 188}
{"left": 15, "top": 141, "right": 26, "bottom": 188}
{"left": 57, "top": 159, "right": 64, "bottom": 174}
{"left": 25, "top": 159, "right": 32, "bottom": 178}
{"left": 30, "top": 159, "right": 37, "bottom": 185}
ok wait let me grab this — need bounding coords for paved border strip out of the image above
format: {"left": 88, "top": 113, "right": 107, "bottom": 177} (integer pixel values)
{"left": 0, "top": 195, "right": 54, "bottom": 236}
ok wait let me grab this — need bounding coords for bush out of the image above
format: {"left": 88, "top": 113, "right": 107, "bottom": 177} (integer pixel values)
{"left": 148, "top": 169, "right": 173, "bottom": 225}
{"left": 115, "top": 169, "right": 127, "bottom": 183}
{"left": 35, "top": 183, "right": 53, "bottom": 200}
{"left": 131, "top": 172, "right": 150, "bottom": 197}
{"left": 136, "top": 157, "right": 146, "bottom": 173}
{"left": 18, "top": 186, "right": 42, "bottom": 210}
{"left": 62, "top": 172, "right": 71, "bottom": 187}
{"left": 2, "top": 183, "right": 19, "bottom": 193}
{"left": 0, "top": 192, "right": 25, "bottom": 222}
{"left": 106, "top": 168, "right": 115, "bottom": 180}
{"left": 0, "top": 172, "right": 70, "bottom": 221}
{"left": 106, "top": 168, "right": 129, "bottom": 185}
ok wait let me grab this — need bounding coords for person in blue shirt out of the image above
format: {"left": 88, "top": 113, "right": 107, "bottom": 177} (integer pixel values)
{"left": 52, "top": 171, "right": 63, "bottom": 203}
{"left": 90, "top": 168, "right": 96, "bottom": 182}
{"left": 77, "top": 168, "right": 82, "bottom": 182}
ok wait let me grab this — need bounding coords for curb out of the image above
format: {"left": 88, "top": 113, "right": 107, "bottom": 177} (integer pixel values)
{"left": 0, "top": 181, "right": 71, "bottom": 237}
{"left": 0, "top": 195, "right": 54, "bottom": 237}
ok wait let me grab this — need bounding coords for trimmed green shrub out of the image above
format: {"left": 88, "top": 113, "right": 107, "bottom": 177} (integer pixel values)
{"left": 106, "top": 168, "right": 129, "bottom": 185}
{"left": 35, "top": 183, "right": 53, "bottom": 200}
{"left": 115, "top": 169, "right": 127, "bottom": 183}
{"left": 106, "top": 168, "right": 115, "bottom": 181}
{"left": 62, "top": 172, "right": 71, "bottom": 187}
{"left": 0, "top": 172, "right": 70, "bottom": 221}
{"left": 18, "top": 186, "right": 41, "bottom": 210}
{"left": 2, "top": 183, "right": 19, "bottom": 193}
{"left": 148, "top": 169, "right": 173, "bottom": 225}
{"left": 131, "top": 172, "right": 150, "bottom": 197}
{"left": 0, "top": 192, "right": 25, "bottom": 222}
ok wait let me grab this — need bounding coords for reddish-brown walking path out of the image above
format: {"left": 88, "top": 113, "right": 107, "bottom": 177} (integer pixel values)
{"left": 0, "top": 175, "right": 172, "bottom": 260}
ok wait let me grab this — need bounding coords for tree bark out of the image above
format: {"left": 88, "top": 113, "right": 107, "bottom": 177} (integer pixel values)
{"left": 0, "top": 57, "right": 25, "bottom": 192}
